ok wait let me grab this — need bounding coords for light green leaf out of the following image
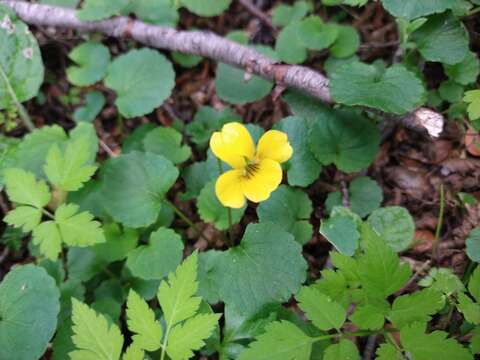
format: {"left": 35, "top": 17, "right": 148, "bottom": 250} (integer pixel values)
{"left": 70, "top": 299, "right": 124, "bottom": 360}
{"left": 376, "top": 343, "right": 404, "bottom": 360}
{"left": 143, "top": 127, "right": 191, "bottom": 164}
{"left": 275, "top": 116, "right": 322, "bottom": 187}
{"left": 93, "top": 223, "right": 138, "bottom": 263}
{"left": 0, "top": 264, "right": 60, "bottom": 360}
{"left": 73, "top": 91, "right": 106, "bottom": 123}
{"left": 297, "top": 16, "right": 339, "bottom": 50}
{"left": 471, "top": 327, "right": 480, "bottom": 354}
{"left": 166, "top": 313, "right": 221, "bottom": 360}
{"left": 324, "top": 339, "right": 360, "bottom": 360}
{"left": 367, "top": 206, "right": 415, "bottom": 252}
{"left": 101, "top": 151, "right": 179, "bottom": 228}
{"left": 350, "top": 301, "right": 388, "bottom": 330}
{"left": 55, "top": 203, "right": 105, "bottom": 246}
{"left": 32, "top": 221, "right": 63, "bottom": 260}
{"left": 122, "top": 345, "right": 144, "bottom": 360}
{"left": 380, "top": 0, "right": 457, "bottom": 20}
{"left": 313, "top": 269, "right": 349, "bottom": 308}
{"left": 469, "top": 266, "right": 480, "bottom": 302}
{"left": 257, "top": 185, "right": 313, "bottom": 245}
{"left": 444, "top": 51, "right": 480, "bottom": 85}
{"left": 412, "top": 13, "right": 469, "bottom": 65}
{"left": 126, "top": 290, "right": 162, "bottom": 352}
{"left": 238, "top": 321, "right": 313, "bottom": 360}
{"left": 457, "top": 293, "right": 480, "bottom": 325}
{"left": 67, "top": 42, "right": 110, "bottom": 86}
{"left": 275, "top": 22, "right": 308, "bottom": 64}
{"left": 296, "top": 286, "right": 346, "bottom": 331}
{"left": 105, "top": 48, "right": 175, "bottom": 118}
{"left": 181, "top": 0, "right": 232, "bottom": 16}
{"left": 330, "top": 62, "right": 425, "bottom": 114}
{"left": 76, "top": 0, "right": 129, "bottom": 21}
{"left": 308, "top": 108, "right": 380, "bottom": 172}
{"left": 158, "top": 252, "right": 201, "bottom": 327}
{"left": 0, "top": 5, "right": 44, "bottom": 110}
{"left": 330, "top": 25, "right": 360, "bottom": 58}
{"left": 126, "top": 228, "right": 184, "bottom": 280}
{"left": 4, "top": 206, "right": 42, "bottom": 232}
{"left": 418, "top": 268, "right": 465, "bottom": 296}
{"left": 320, "top": 214, "right": 359, "bottom": 256}
{"left": 4, "top": 168, "right": 50, "bottom": 208}
{"left": 464, "top": 91, "right": 480, "bottom": 121}
{"left": 197, "top": 181, "right": 246, "bottom": 231}
{"left": 389, "top": 289, "right": 444, "bottom": 328}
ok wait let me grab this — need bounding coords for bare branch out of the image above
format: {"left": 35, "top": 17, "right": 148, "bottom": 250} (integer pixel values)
{"left": 0, "top": 0, "right": 443, "bottom": 136}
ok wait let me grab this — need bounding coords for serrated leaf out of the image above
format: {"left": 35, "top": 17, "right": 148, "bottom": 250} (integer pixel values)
{"left": 0, "top": 6, "right": 44, "bottom": 110}
{"left": 464, "top": 91, "right": 480, "bottom": 122}
{"left": 313, "top": 269, "right": 349, "bottom": 308}
{"left": 257, "top": 185, "right": 313, "bottom": 245}
{"left": 126, "top": 228, "right": 184, "bottom": 280}
{"left": 122, "top": 345, "right": 144, "bottom": 360}
{"left": 308, "top": 108, "right": 380, "bottom": 172}
{"left": 0, "top": 264, "right": 60, "bottom": 360}
{"left": 324, "top": 339, "right": 360, "bottom": 360}
{"left": 238, "top": 321, "right": 313, "bottom": 360}
{"left": 457, "top": 293, "right": 480, "bottom": 325}
{"left": 367, "top": 206, "right": 415, "bottom": 252}
{"left": 70, "top": 299, "right": 124, "bottom": 360}
{"left": 181, "top": 0, "right": 232, "bottom": 16}
{"left": 93, "top": 223, "right": 138, "bottom": 263}
{"left": 55, "top": 203, "right": 105, "bottom": 246}
{"left": 320, "top": 214, "right": 360, "bottom": 256}
{"left": 400, "top": 322, "right": 473, "bottom": 360}
{"left": 296, "top": 286, "right": 346, "bottom": 331}
{"left": 297, "top": 16, "right": 339, "bottom": 50}
{"left": 101, "top": 151, "right": 179, "bottom": 228}
{"left": 197, "top": 181, "right": 246, "bottom": 231}
{"left": 389, "top": 289, "right": 444, "bottom": 328}
{"left": 4, "top": 168, "right": 50, "bottom": 208}
{"left": 445, "top": 51, "right": 480, "bottom": 85}
{"left": 330, "top": 62, "right": 425, "bottom": 114}
{"left": 275, "top": 116, "right": 322, "bottom": 187}
{"left": 166, "top": 313, "right": 221, "bottom": 360}
{"left": 143, "top": 127, "right": 191, "bottom": 164}
{"left": 380, "top": 0, "right": 457, "bottom": 20}
{"left": 32, "top": 221, "right": 62, "bottom": 260}
{"left": 67, "top": 42, "right": 110, "bottom": 86}
{"left": 126, "top": 290, "right": 162, "bottom": 352}
{"left": 350, "top": 301, "right": 388, "bottom": 330}
{"left": 412, "top": 12, "right": 469, "bottom": 65}
{"left": 376, "top": 343, "right": 403, "bottom": 360}
{"left": 76, "top": 0, "right": 129, "bottom": 21}
{"left": 4, "top": 205, "right": 42, "bottom": 232}
{"left": 418, "top": 268, "right": 465, "bottom": 296}
{"left": 105, "top": 48, "right": 175, "bottom": 118}
{"left": 158, "top": 252, "right": 201, "bottom": 327}
{"left": 469, "top": 266, "right": 480, "bottom": 302}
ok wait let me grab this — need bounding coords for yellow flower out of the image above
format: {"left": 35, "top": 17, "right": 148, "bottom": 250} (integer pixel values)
{"left": 210, "top": 122, "right": 293, "bottom": 208}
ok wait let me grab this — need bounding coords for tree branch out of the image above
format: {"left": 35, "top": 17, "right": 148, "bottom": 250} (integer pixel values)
{"left": 0, "top": 0, "right": 444, "bottom": 136}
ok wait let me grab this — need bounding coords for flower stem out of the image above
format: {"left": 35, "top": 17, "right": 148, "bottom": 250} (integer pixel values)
{"left": 163, "top": 198, "right": 208, "bottom": 242}
{"left": 217, "top": 158, "right": 235, "bottom": 246}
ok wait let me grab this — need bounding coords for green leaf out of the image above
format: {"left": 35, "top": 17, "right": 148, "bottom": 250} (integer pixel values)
{"left": 330, "top": 62, "right": 425, "bottom": 114}
{"left": 40, "top": 0, "right": 79, "bottom": 7}
{"left": 400, "top": 322, "right": 473, "bottom": 360}
{"left": 181, "top": 152, "right": 220, "bottom": 200}
{"left": 55, "top": 203, "right": 105, "bottom": 246}
{"left": 166, "top": 313, "right": 221, "bottom": 360}
{"left": 76, "top": 0, "right": 129, "bottom": 21}
{"left": 185, "top": 106, "right": 241, "bottom": 147}
{"left": 143, "top": 127, "right": 191, "bottom": 164}
{"left": 275, "top": 22, "right": 308, "bottom": 64}
{"left": 296, "top": 286, "right": 346, "bottom": 331}
{"left": 122, "top": 345, "right": 144, "bottom": 360}
{"left": 126, "top": 290, "right": 162, "bottom": 352}
{"left": 376, "top": 343, "right": 403, "bottom": 360}
{"left": 123, "top": 0, "right": 178, "bottom": 26}
{"left": 93, "top": 223, "right": 138, "bottom": 263}
{"left": 444, "top": 51, "right": 480, "bottom": 85}
{"left": 469, "top": 266, "right": 480, "bottom": 302}
{"left": 439, "top": 81, "right": 464, "bottom": 103}
{"left": 457, "top": 293, "right": 480, "bottom": 324}
{"left": 0, "top": 5, "right": 44, "bottom": 110}
{"left": 367, "top": 206, "right": 415, "bottom": 252}
{"left": 73, "top": 91, "right": 106, "bottom": 123}
{"left": 330, "top": 25, "right": 360, "bottom": 58}
{"left": 4, "top": 205, "right": 42, "bottom": 232}
{"left": 412, "top": 12, "right": 469, "bottom": 65}
{"left": 297, "top": 16, "right": 339, "bottom": 50}
{"left": 101, "top": 151, "right": 179, "bottom": 228}
{"left": 308, "top": 108, "right": 380, "bottom": 172}
{"left": 470, "top": 327, "right": 480, "bottom": 354}
{"left": 275, "top": 116, "right": 322, "bottom": 187}
{"left": 0, "top": 264, "right": 60, "bottom": 360}
{"left": 214, "top": 223, "right": 307, "bottom": 313}
{"left": 380, "top": 0, "right": 457, "bottom": 20}
{"left": 44, "top": 137, "right": 97, "bottom": 192}
{"left": 313, "top": 269, "right": 349, "bottom": 308}
{"left": 466, "top": 228, "right": 480, "bottom": 264}
{"left": 350, "top": 301, "right": 388, "bottom": 330}
{"left": 389, "top": 289, "right": 444, "bottom": 328}
{"left": 238, "top": 321, "right": 313, "bottom": 360}
{"left": 197, "top": 181, "right": 246, "bottom": 231}
{"left": 418, "top": 268, "right": 465, "bottom": 296}
{"left": 32, "top": 221, "right": 63, "bottom": 260}
{"left": 105, "top": 48, "right": 175, "bottom": 118}
{"left": 324, "top": 339, "right": 360, "bottom": 360}
{"left": 4, "top": 168, "right": 50, "bottom": 208}
{"left": 70, "top": 299, "right": 124, "bottom": 360}
{"left": 181, "top": 0, "right": 232, "bottom": 16}
{"left": 66, "top": 42, "right": 110, "bottom": 86}
{"left": 320, "top": 214, "right": 360, "bottom": 256}
{"left": 464, "top": 90, "right": 480, "bottom": 121}
{"left": 257, "top": 185, "right": 313, "bottom": 245}
{"left": 158, "top": 252, "right": 202, "bottom": 327}
{"left": 272, "top": 2, "right": 311, "bottom": 27}
{"left": 126, "top": 227, "right": 184, "bottom": 280}
{"left": 197, "top": 250, "right": 222, "bottom": 304}
{"left": 357, "top": 229, "right": 412, "bottom": 298}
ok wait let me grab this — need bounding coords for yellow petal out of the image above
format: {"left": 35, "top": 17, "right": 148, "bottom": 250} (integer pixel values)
{"left": 215, "top": 169, "right": 246, "bottom": 209}
{"left": 242, "top": 159, "right": 282, "bottom": 203}
{"left": 256, "top": 130, "right": 293, "bottom": 163}
{"left": 210, "top": 122, "right": 255, "bottom": 169}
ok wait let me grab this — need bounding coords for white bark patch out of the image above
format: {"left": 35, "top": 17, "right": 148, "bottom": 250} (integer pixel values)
{"left": 0, "top": 14, "right": 15, "bottom": 35}
{"left": 414, "top": 108, "right": 444, "bottom": 138}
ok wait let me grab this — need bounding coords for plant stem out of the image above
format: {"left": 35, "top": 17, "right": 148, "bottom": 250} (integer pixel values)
{"left": 0, "top": 65, "right": 35, "bottom": 131}
{"left": 163, "top": 198, "right": 208, "bottom": 242}
{"left": 41, "top": 207, "right": 55, "bottom": 219}
{"left": 432, "top": 183, "right": 445, "bottom": 259}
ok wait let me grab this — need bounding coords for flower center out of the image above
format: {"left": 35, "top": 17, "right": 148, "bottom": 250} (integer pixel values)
{"left": 244, "top": 162, "right": 260, "bottom": 179}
